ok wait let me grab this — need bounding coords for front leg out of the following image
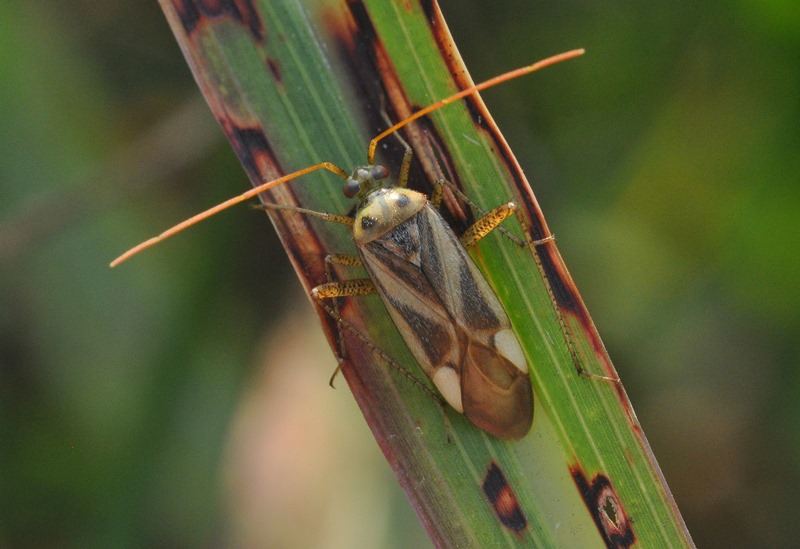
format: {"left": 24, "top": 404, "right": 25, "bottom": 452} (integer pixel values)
{"left": 314, "top": 254, "right": 375, "bottom": 386}
{"left": 312, "top": 277, "right": 376, "bottom": 299}
{"left": 312, "top": 276, "right": 376, "bottom": 386}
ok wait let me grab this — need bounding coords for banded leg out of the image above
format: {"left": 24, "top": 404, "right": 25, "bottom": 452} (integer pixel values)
{"left": 430, "top": 178, "right": 529, "bottom": 248}
{"left": 396, "top": 146, "right": 413, "bottom": 189}
{"left": 311, "top": 271, "right": 376, "bottom": 386}
{"left": 258, "top": 203, "right": 357, "bottom": 377}
{"left": 312, "top": 276, "right": 376, "bottom": 300}
{"left": 311, "top": 281, "right": 446, "bottom": 409}
{"left": 313, "top": 266, "right": 450, "bottom": 419}
{"left": 458, "top": 202, "right": 516, "bottom": 249}
{"left": 321, "top": 254, "right": 369, "bottom": 383}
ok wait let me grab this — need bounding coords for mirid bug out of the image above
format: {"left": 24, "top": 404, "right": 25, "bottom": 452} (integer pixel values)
{"left": 111, "top": 49, "right": 585, "bottom": 439}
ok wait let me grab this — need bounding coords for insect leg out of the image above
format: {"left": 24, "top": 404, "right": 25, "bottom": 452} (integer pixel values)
{"left": 440, "top": 184, "right": 587, "bottom": 381}
{"left": 313, "top": 278, "right": 376, "bottom": 299}
{"left": 501, "top": 203, "right": 619, "bottom": 383}
{"left": 377, "top": 107, "right": 413, "bottom": 190}
{"left": 320, "top": 254, "right": 366, "bottom": 384}
{"left": 256, "top": 203, "right": 360, "bottom": 381}
{"left": 312, "top": 272, "right": 451, "bottom": 430}
{"left": 312, "top": 276, "right": 376, "bottom": 386}
{"left": 257, "top": 190, "right": 460, "bottom": 418}
{"left": 432, "top": 178, "right": 524, "bottom": 247}
{"left": 256, "top": 203, "right": 355, "bottom": 227}
{"left": 396, "top": 146, "right": 413, "bottom": 189}
{"left": 311, "top": 292, "right": 447, "bottom": 408}
{"left": 458, "top": 202, "right": 516, "bottom": 249}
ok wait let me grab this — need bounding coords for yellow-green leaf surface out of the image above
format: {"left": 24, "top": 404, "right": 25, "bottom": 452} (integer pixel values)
{"left": 154, "top": 0, "right": 693, "bottom": 546}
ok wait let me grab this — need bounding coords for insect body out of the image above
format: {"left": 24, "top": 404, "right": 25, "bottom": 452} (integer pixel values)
{"left": 304, "top": 154, "right": 533, "bottom": 438}
{"left": 111, "top": 49, "right": 585, "bottom": 439}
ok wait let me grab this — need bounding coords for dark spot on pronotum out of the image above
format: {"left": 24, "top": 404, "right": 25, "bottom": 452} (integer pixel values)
{"left": 394, "top": 193, "right": 410, "bottom": 208}
{"left": 482, "top": 462, "right": 527, "bottom": 534}
{"left": 361, "top": 216, "right": 376, "bottom": 231}
{"left": 170, "top": 0, "right": 264, "bottom": 42}
{"left": 570, "top": 466, "right": 635, "bottom": 548}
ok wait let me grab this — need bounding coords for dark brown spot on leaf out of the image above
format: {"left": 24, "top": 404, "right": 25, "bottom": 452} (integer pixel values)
{"left": 483, "top": 462, "right": 527, "bottom": 533}
{"left": 570, "top": 466, "right": 635, "bottom": 548}
{"left": 267, "top": 57, "right": 282, "bottom": 83}
{"left": 171, "top": 0, "right": 201, "bottom": 34}
{"left": 226, "top": 125, "right": 274, "bottom": 182}
{"left": 170, "top": 0, "right": 265, "bottom": 42}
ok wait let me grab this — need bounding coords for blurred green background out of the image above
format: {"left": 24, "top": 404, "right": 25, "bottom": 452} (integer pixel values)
{"left": 2, "top": 1, "right": 798, "bottom": 547}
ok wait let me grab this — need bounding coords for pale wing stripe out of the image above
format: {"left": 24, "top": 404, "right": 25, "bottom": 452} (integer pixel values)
{"left": 360, "top": 239, "right": 462, "bottom": 378}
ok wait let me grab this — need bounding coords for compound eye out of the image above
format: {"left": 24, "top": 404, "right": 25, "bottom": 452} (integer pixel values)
{"left": 343, "top": 178, "right": 360, "bottom": 198}
{"left": 370, "top": 165, "right": 389, "bottom": 181}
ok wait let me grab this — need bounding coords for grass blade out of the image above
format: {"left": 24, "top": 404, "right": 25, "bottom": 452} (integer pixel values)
{"left": 154, "top": 1, "right": 694, "bottom": 546}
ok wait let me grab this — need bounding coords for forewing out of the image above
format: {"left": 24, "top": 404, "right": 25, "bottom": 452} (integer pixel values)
{"left": 359, "top": 206, "right": 532, "bottom": 437}
{"left": 417, "top": 206, "right": 532, "bottom": 438}
{"left": 359, "top": 219, "right": 463, "bottom": 384}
